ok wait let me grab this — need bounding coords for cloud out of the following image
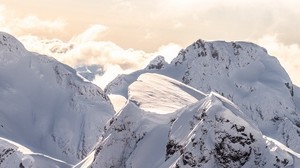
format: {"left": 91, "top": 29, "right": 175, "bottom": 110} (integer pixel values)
{"left": 117, "top": 0, "right": 300, "bottom": 49}
{"left": 19, "top": 29, "right": 146, "bottom": 69}
{"left": 13, "top": 16, "right": 66, "bottom": 34}
{"left": 17, "top": 24, "right": 182, "bottom": 89}
{"left": 72, "top": 25, "right": 107, "bottom": 43}
{"left": 152, "top": 43, "right": 182, "bottom": 63}
{"left": 0, "top": 4, "right": 66, "bottom": 39}
{"left": 255, "top": 35, "right": 300, "bottom": 86}
{"left": 2, "top": 0, "right": 300, "bottom": 51}
{"left": 92, "top": 65, "right": 128, "bottom": 89}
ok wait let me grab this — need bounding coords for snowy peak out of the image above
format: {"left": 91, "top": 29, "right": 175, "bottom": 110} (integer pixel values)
{"left": 146, "top": 55, "right": 168, "bottom": 70}
{"left": 170, "top": 39, "right": 292, "bottom": 91}
{"left": 0, "top": 32, "right": 26, "bottom": 53}
{"left": 0, "top": 32, "right": 27, "bottom": 65}
{"left": 168, "top": 39, "right": 300, "bottom": 152}
{"left": 90, "top": 101, "right": 171, "bottom": 168}
{"left": 171, "top": 39, "right": 268, "bottom": 67}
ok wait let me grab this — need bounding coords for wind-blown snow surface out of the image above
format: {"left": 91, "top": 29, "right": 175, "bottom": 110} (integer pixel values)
{"left": 129, "top": 73, "right": 206, "bottom": 114}
{"left": 0, "top": 32, "right": 115, "bottom": 165}
{"left": 86, "top": 73, "right": 300, "bottom": 167}
{"left": 106, "top": 39, "right": 300, "bottom": 153}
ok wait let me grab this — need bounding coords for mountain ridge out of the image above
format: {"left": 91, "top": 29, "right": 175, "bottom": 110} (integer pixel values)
{"left": 106, "top": 38, "right": 300, "bottom": 154}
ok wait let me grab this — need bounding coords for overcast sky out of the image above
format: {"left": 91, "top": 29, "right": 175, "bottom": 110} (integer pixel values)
{"left": 0, "top": 0, "right": 299, "bottom": 88}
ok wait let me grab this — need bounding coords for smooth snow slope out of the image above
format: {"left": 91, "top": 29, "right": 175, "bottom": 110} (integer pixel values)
{"left": 88, "top": 73, "right": 300, "bottom": 168}
{"left": 129, "top": 73, "right": 206, "bottom": 113}
{"left": 0, "top": 32, "right": 115, "bottom": 164}
{"left": 106, "top": 39, "right": 300, "bottom": 153}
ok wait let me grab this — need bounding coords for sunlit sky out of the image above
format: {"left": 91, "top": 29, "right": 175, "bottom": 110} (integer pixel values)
{"left": 1, "top": 0, "right": 300, "bottom": 88}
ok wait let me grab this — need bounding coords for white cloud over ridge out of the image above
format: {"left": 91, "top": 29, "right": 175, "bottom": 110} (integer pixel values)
{"left": 18, "top": 25, "right": 182, "bottom": 89}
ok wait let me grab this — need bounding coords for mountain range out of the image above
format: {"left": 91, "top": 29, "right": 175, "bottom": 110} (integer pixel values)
{"left": 0, "top": 32, "right": 300, "bottom": 167}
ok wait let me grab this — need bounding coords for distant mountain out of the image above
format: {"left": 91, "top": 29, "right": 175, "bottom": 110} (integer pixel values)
{"left": 0, "top": 32, "right": 115, "bottom": 166}
{"left": 106, "top": 39, "right": 300, "bottom": 154}
{"left": 75, "top": 64, "right": 104, "bottom": 81}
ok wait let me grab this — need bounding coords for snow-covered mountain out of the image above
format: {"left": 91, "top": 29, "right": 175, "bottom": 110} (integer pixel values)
{"left": 84, "top": 73, "right": 300, "bottom": 167}
{"left": 1, "top": 32, "right": 300, "bottom": 167}
{"left": 106, "top": 39, "right": 300, "bottom": 154}
{"left": 0, "top": 32, "right": 115, "bottom": 166}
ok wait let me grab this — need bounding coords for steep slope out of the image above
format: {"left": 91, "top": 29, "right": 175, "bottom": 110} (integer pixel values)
{"left": 106, "top": 39, "right": 300, "bottom": 153}
{"left": 161, "top": 93, "right": 300, "bottom": 168}
{"left": 0, "top": 32, "right": 115, "bottom": 164}
{"left": 293, "top": 85, "right": 300, "bottom": 112}
{"left": 87, "top": 73, "right": 300, "bottom": 168}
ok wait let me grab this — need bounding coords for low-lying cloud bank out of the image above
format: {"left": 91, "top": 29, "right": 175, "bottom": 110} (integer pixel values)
{"left": 17, "top": 25, "right": 182, "bottom": 89}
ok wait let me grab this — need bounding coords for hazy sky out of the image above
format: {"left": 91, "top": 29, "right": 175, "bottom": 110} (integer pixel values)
{"left": 0, "top": 0, "right": 299, "bottom": 88}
